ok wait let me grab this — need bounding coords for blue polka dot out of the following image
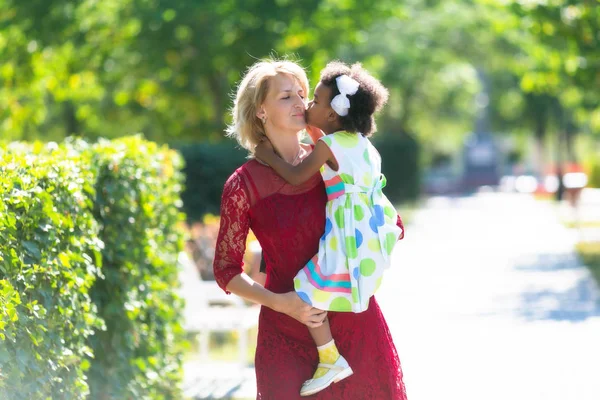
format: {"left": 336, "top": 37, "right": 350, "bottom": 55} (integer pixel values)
{"left": 355, "top": 229, "right": 363, "bottom": 248}
{"left": 321, "top": 218, "right": 333, "bottom": 241}
{"left": 297, "top": 291, "right": 312, "bottom": 306}
{"left": 369, "top": 205, "right": 385, "bottom": 233}
{"left": 373, "top": 205, "right": 385, "bottom": 225}
{"left": 353, "top": 267, "right": 360, "bottom": 280}
{"left": 369, "top": 216, "right": 379, "bottom": 233}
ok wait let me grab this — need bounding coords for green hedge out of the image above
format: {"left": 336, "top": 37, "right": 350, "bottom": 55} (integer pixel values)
{"left": 87, "top": 137, "right": 186, "bottom": 400}
{"left": 178, "top": 142, "right": 246, "bottom": 223}
{"left": 0, "top": 136, "right": 186, "bottom": 399}
{"left": 0, "top": 142, "right": 103, "bottom": 399}
{"left": 587, "top": 160, "right": 600, "bottom": 188}
{"left": 373, "top": 132, "right": 421, "bottom": 204}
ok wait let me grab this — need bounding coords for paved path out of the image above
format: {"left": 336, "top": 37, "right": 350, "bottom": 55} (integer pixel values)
{"left": 379, "top": 193, "right": 600, "bottom": 400}
{"left": 184, "top": 192, "right": 600, "bottom": 399}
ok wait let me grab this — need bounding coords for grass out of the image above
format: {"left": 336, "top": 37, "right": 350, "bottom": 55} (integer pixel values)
{"left": 184, "top": 327, "right": 258, "bottom": 365}
{"left": 533, "top": 192, "right": 555, "bottom": 202}
{"left": 576, "top": 242, "right": 600, "bottom": 287}
{"left": 182, "top": 330, "right": 258, "bottom": 400}
{"left": 562, "top": 220, "right": 600, "bottom": 229}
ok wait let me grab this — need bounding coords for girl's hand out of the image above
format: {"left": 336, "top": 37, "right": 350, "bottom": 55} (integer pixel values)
{"left": 255, "top": 137, "right": 275, "bottom": 162}
{"left": 274, "top": 291, "right": 327, "bottom": 328}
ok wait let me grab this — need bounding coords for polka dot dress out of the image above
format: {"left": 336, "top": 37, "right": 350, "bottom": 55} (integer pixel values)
{"left": 294, "top": 131, "right": 403, "bottom": 313}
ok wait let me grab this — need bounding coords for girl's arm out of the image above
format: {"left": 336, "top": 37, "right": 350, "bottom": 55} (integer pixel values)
{"left": 255, "top": 140, "right": 333, "bottom": 186}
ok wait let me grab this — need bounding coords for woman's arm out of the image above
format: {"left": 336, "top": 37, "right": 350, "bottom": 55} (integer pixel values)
{"left": 255, "top": 140, "right": 333, "bottom": 186}
{"left": 254, "top": 272, "right": 267, "bottom": 287}
{"left": 225, "top": 273, "right": 277, "bottom": 309}
{"left": 213, "top": 172, "right": 326, "bottom": 327}
{"left": 226, "top": 274, "right": 325, "bottom": 327}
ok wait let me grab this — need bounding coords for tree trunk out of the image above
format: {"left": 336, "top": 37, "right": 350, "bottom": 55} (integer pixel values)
{"left": 533, "top": 111, "right": 547, "bottom": 176}
{"left": 64, "top": 101, "right": 79, "bottom": 136}
{"left": 398, "top": 83, "right": 416, "bottom": 134}
{"left": 565, "top": 115, "right": 577, "bottom": 163}
{"left": 555, "top": 104, "right": 565, "bottom": 201}
{"left": 207, "top": 72, "right": 226, "bottom": 134}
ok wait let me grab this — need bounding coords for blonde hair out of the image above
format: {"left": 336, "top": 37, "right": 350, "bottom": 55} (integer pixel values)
{"left": 226, "top": 60, "right": 309, "bottom": 155}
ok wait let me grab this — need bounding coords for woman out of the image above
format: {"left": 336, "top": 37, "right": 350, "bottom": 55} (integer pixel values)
{"left": 213, "top": 59, "right": 408, "bottom": 399}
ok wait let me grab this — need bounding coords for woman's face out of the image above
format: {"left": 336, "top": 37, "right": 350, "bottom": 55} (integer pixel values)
{"left": 306, "top": 82, "right": 334, "bottom": 130}
{"left": 260, "top": 73, "right": 307, "bottom": 134}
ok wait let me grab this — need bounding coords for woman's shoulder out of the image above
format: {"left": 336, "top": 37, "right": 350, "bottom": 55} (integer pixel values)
{"left": 228, "top": 159, "right": 263, "bottom": 176}
{"left": 224, "top": 159, "right": 278, "bottom": 194}
{"left": 223, "top": 160, "right": 258, "bottom": 191}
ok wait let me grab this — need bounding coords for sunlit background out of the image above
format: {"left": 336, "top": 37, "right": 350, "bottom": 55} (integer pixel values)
{"left": 1, "top": 0, "right": 599, "bottom": 399}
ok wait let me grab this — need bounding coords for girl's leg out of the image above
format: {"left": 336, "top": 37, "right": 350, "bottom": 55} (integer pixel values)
{"left": 301, "top": 316, "right": 353, "bottom": 396}
{"left": 308, "top": 315, "right": 333, "bottom": 346}
{"left": 307, "top": 317, "right": 339, "bottom": 379}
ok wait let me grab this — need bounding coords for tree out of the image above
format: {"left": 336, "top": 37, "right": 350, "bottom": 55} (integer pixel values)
{"left": 0, "top": 0, "right": 400, "bottom": 143}
{"left": 480, "top": 0, "right": 600, "bottom": 138}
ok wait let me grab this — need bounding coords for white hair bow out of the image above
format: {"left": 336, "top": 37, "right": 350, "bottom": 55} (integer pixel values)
{"left": 330, "top": 75, "right": 359, "bottom": 117}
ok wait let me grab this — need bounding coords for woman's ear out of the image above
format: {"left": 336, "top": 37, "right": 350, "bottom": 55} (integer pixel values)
{"left": 256, "top": 107, "right": 267, "bottom": 123}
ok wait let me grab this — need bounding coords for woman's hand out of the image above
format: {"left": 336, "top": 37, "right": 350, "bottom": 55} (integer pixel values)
{"left": 274, "top": 291, "right": 327, "bottom": 328}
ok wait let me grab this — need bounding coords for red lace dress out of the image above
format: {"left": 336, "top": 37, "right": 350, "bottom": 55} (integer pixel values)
{"left": 213, "top": 159, "right": 408, "bottom": 400}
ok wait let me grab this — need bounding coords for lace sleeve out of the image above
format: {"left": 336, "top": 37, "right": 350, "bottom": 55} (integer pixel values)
{"left": 396, "top": 214, "right": 405, "bottom": 240}
{"left": 212, "top": 171, "right": 251, "bottom": 294}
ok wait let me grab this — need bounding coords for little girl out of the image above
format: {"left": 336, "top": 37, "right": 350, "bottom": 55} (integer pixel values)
{"left": 255, "top": 61, "right": 404, "bottom": 397}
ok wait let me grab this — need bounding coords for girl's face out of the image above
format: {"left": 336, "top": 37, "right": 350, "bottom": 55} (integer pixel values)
{"left": 306, "top": 82, "right": 336, "bottom": 131}
{"left": 258, "top": 73, "right": 307, "bottom": 134}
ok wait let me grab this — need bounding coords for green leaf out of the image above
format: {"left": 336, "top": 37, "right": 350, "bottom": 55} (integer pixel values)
{"left": 22, "top": 241, "right": 41, "bottom": 259}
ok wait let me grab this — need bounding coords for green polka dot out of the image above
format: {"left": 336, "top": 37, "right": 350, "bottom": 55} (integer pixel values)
{"left": 363, "top": 172, "right": 373, "bottom": 187}
{"left": 334, "top": 206, "right": 345, "bottom": 229}
{"left": 340, "top": 173, "right": 354, "bottom": 184}
{"left": 344, "top": 236, "right": 358, "bottom": 259}
{"left": 352, "top": 288, "right": 359, "bottom": 304}
{"left": 321, "top": 136, "right": 332, "bottom": 146}
{"left": 330, "top": 236, "right": 338, "bottom": 251}
{"left": 368, "top": 238, "right": 381, "bottom": 252}
{"left": 294, "top": 278, "right": 301, "bottom": 290}
{"left": 354, "top": 205, "right": 365, "bottom": 221}
{"left": 375, "top": 277, "right": 383, "bottom": 292}
{"left": 344, "top": 196, "right": 352, "bottom": 209}
{"left": 335, "top": 132, "right": 359, "bottom": 148}
{"left": 385, "top": 232, "right": 397, "bottom": 255}
{"left": 313, "top": 289, "right": 332, "bottom": 303}
{"left": 358, "top": 193, "right": 370, "bottom": 207}
{"left": 384, "top": 205, "right": 396, "bottom": 220}
{"left": 363, "top": 149, "right": 371, "bottom": 165}
{"left": 330, "top": 297, "right": 352, "bottom": 312}
{"left": 360, "top": 258, "right": 376, "bottom": 276}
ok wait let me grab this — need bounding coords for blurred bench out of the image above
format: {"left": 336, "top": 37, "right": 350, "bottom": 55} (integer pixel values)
{"left": 178, "top": 251, "right": 259, "bottom": 368}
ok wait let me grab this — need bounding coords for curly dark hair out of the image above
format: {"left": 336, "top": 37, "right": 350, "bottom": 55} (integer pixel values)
{"left": 320, "top": 61, "right": 389, "bottom": 137}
